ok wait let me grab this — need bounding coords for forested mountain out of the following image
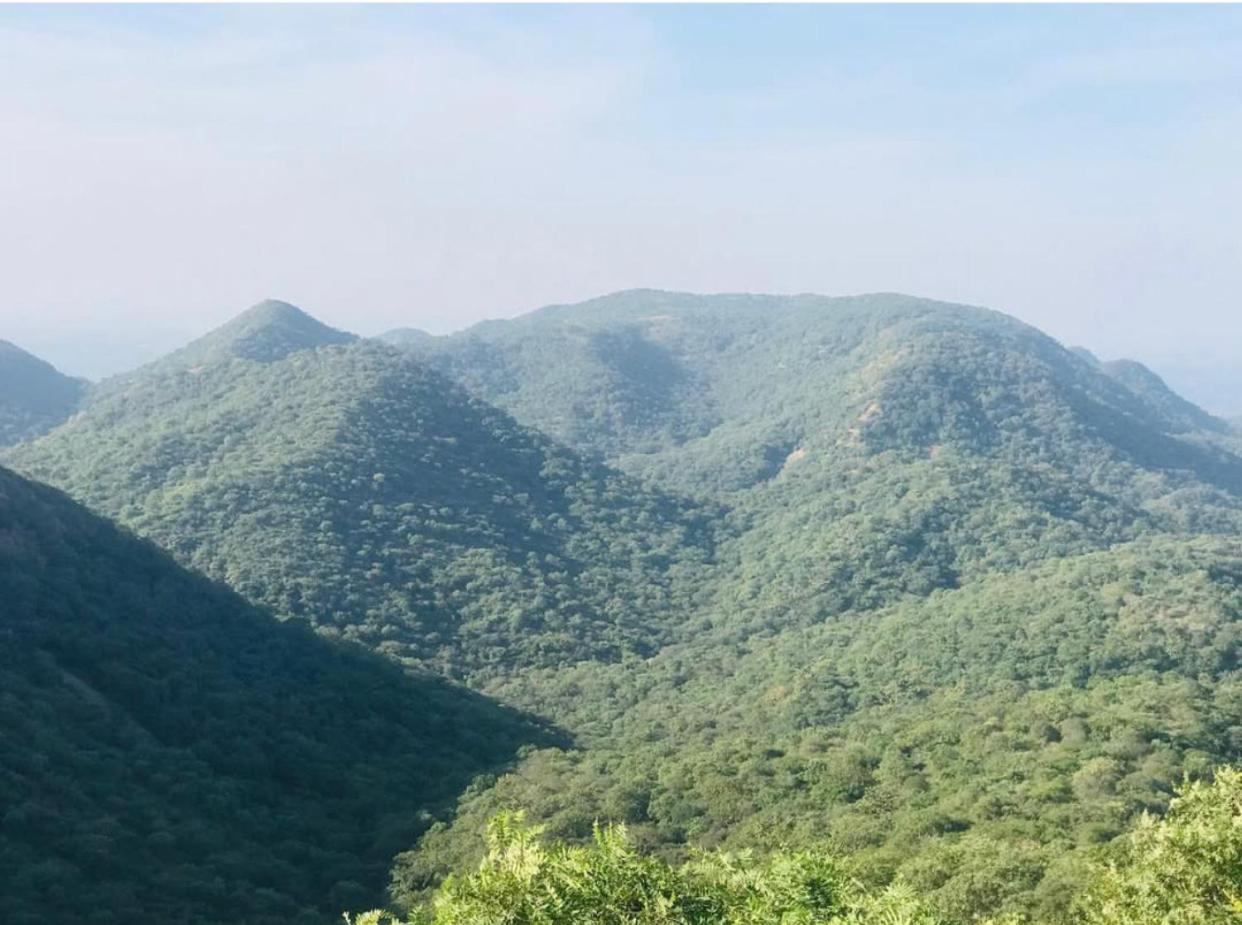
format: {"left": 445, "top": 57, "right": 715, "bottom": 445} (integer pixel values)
{"left": 393, "top": 290, "right": 1238, "bottom": 492}
{"left": 0, "top": 340, "right": 85, "bottom": 446}
{"left": 0, "top": 464, "right": 551, "bottom": 925}
{"left": 8, "top": 292, "right": 1241, "bottom": 923}
{"left": 7, "top": 301, "right": 718, "bottom": 680}
{"left": 377, "top": 290, "right": 1242, "bottom": 920}
{"left": 397, "top": 290, "right": 1242, "bottom": 629}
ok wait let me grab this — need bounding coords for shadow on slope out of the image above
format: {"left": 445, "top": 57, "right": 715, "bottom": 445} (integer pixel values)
{"left": 0, "top": 466, "right": 561, "bottom": 925}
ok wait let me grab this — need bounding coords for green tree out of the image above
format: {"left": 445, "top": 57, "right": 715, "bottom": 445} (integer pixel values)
{"left": 1074, "top": 768, "right": 1242, "bottom": 924}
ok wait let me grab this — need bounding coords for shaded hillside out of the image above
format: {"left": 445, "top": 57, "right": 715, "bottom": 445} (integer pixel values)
{"left": 7, "top": 303, "right": 718, "bottom": 680}
{"left": 0, "top": 340, "right": 85, "bottom": 446}
{"left": 0, "top": 465, "right": 553, "bottom": 925}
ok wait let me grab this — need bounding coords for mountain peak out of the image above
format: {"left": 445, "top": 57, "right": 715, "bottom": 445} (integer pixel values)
{"left": 377, "top": 326, "right": 434, "bottom": 347}
{"left": 236, "top": 297, "right": 313, "bottom": 324}
{"left": 169, "top": 299, "right": 358, "bottom": 367}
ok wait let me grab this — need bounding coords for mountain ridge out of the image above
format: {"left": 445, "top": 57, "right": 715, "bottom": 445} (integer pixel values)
{"left": 393, "top": 290, "right": 1237, "bottom": 491}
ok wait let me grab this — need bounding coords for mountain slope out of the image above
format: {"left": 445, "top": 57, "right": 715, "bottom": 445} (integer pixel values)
{"left": 7, "top": 303, "right": 718, "bottom": 681}
{"left": 0, "top": 464, "right": 552, "bottom": 925}
{"left": 0, "top": 340, "right": 86, "bottom": 446}
{"left": 393, "top": 291, "right": 1242, "bottom": 633}
{"left": 375, "top": 290, "right": 1242, "bottom": 921}
{"left": 394, "top": 535, "right": 1242, "bottom": 921}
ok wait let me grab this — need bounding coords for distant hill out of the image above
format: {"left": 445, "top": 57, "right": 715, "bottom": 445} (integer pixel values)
{"left": 1095, "top": 356, "right": 1226, "bottom": 435}
{"left": 0, "top": 464, "right": 551, "bottom": 925}
{"left": 378, "top": 327, "right": 435, "bottom": 348}
{"left": 397, "top": 290, "right": 1240, "bottom": 492}
{"left": 7, "top": 302, "right": 718, "bottom": 681}
{"left": 395, "top": 290, "right": 1242, "bottom": 617}
{"left": 147, "top": 298, "right": 356, "bottom": 369}
{"left": 0, "top": 340, "right": 86, "bottom": 445}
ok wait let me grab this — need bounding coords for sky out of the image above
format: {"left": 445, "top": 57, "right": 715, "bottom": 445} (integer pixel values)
{"left": 0, "top": 5, "right": 1239, "bottom": 408}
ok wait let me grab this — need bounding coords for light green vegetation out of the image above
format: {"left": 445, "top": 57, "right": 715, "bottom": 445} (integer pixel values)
{"left": 358, "top": 769, "right": 1242, "bottom": 924}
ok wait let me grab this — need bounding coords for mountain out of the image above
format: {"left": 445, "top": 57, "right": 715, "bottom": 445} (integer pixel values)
{"left": 0, "top": 463, "right": 551, "bottom": 925}
{"left": 6, "top": 301, "right": 718, "bottom": 682}
{"left": 0, "top": 340, "right": 86, "bottom": 446}
{"left": 9, "top": 291, "right": 1242, "bottom": 923}
{"left": 378, "top": 327, "right": 435, "bottom": 348}
{"left": 147, "top": 298, "right": 356, "bottom": 369}
{"left": 397, "top": 290, "right": 1241, "bottom": 493}
{"left": 374, "top": 290, "right": 1242, "bottom": 920}
{"left": 396, "top": 289, "right": 1242, "bottom": 622}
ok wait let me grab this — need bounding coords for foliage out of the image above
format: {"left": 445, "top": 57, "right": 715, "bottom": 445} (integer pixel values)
{"left": 0, "top": 465, "right": 551, "bottom": 925}
{"left": 1073, "top": 768, "right": 1242, "bottom": 924}
{"left": 369, "top": 813, "right": 944, "bottom": 925}
{"left": 395, "top": 537, "right": 1242, "bottom": 921}
{"left": 370, "top": 771, "right": 1242, "bottom": 924}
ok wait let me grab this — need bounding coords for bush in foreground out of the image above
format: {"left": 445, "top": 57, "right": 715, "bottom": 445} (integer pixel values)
{"left": 353, "top": 769, "right": 1242, "bottom": 924}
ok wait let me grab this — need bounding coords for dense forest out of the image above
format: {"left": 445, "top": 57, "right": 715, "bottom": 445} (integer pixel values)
{"left": 8, "top": 301, "right": 719, "bottom": 680}
{"left": 3, "top": 291, "right": 1240, "bottom": 923}
{"left": 0, "top": 464, "right": 553, "bottom": 924}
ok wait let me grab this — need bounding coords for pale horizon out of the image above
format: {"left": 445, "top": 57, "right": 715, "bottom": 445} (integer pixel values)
{"left": 2, "top": 5, "right": 1240, "bottom": 408}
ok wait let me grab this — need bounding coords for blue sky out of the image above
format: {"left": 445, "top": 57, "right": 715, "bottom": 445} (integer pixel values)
{"left": 1, "top": 5, "right": 1240, "bottom": 408}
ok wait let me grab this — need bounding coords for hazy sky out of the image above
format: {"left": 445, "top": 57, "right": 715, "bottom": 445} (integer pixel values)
{"left": 1, "top": 5, "right": 1240, "bottom": 405}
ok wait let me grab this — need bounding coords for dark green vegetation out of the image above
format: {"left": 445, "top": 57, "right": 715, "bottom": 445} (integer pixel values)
{"left": 0, "top": 339, "right": 85, "bottom": 445}
{"left": 6, "top": 290, "right": 1241, "bottom": 923}
{"left": 360, "top": 769, "right": 1242, "bottom": 924}
{"left": 0, "top": 464, "right": 552, "bottom": 925}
